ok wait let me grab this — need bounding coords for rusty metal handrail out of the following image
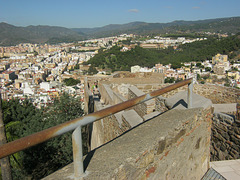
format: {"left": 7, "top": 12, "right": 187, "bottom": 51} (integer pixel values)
{"left": 0, "top": 78, "right": 193, "bottom": 178}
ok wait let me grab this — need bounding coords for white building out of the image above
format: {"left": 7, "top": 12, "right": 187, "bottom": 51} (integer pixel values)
{"left": 131, "top": 65, "right": 141, "bottom": 73}
{"left": 40, "top": 82, "right": 52, "bottom": 91}
{"left": 22, "top": 82, "right": 34, "bottom": 95}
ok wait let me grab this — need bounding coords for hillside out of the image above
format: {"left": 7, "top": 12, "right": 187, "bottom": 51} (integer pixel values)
{"left": 72, "top": 17, "right": 240, "bottom": 38}
{"left": 0, "top": 23, "right": 84, "bottom": 46}
{"left": 86, "top": 34, "right": 240, "bottom": 71}
{"left": 1, "top": 16, "right": 240, "bottom": 46}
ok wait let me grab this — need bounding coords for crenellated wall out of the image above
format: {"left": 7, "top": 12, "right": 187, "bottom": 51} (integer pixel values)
{"left": 90, "top": 82, "right": 165, "bottom": 150}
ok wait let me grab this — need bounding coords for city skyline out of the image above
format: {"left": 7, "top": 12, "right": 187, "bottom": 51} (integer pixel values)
{"left": 0, "top": 0, "right": 240, "bottom": 28}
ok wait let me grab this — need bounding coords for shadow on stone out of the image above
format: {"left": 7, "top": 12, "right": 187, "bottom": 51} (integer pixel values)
{"left": 172, "top": 99, "right": 188, "bottom": 109}
{"left": 83, "top": 149, "right": 96, "bottom": 171}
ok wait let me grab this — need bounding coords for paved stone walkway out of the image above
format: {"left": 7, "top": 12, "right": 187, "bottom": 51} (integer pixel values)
{"left": 210, "top": 159, "right": 240, "bottom": 180}
{"left": 212, "top": 103, "right": 237, "bottom": 113}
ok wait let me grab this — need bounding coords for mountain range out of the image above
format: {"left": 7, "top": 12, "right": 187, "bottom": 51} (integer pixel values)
{"left": 0, "top": 16, "right": 240, "bottom": 46}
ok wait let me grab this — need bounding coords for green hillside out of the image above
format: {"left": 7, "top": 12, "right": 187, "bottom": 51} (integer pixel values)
{"left": 1, "top": 16, "right": 240, "bottom": 46}
{"left": 73, "top": 17, "right": 240, "bottom": 38}
{"left": 86, "top": 34, "right": 240, "bottom": 71}
{"left": 0, "top": 23, "right": 84, "bottom": 46}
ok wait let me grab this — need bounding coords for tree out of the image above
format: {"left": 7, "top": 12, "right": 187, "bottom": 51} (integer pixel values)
{"left": 1, "top": 98, "right": 39, "bottom": 179}
{"left": 86, "top": 34, "right": 240, "bottom": 72}
{"left": 64, "top": 78, "right": 80, "bottom": 86}
{"left": 175, "top": 78, "right": 183, "bottom": 83}
{"left": 205, "top": 67, "right": 212, "bottom": 72}
{"left": 0, "top": 94, "right": 12, "bottom": 180}
{"left": 16, "top": 93, "right": 84, "bottom": 179}
{"left": 74, "top": 64, "right": 80, "bottom": 70}
{"left": 164, "top": 77, "right": 175, "bottom": 83}
{"left": 196, "top": 73, "right": 202, "bottom": 81}
{"left": 87, "top": 65, "right": 98, "bottom": 75}
{"left": 196, "top": 62, "right": 202, "bottom": 67}
{"left": 33, "top": 51, "right": 38, "bottom": 56}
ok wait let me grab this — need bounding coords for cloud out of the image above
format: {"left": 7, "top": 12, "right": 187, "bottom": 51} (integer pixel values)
{"left": 128, "top": 9, "right": 139, "bottom": 13}
{"left": 192, "top": 6, "right": 200, "bottom": 9}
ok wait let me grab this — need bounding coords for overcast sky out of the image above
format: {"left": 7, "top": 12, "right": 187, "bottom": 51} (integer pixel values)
{"left": 0, "top": 0, "right": 239, "bottom": 28}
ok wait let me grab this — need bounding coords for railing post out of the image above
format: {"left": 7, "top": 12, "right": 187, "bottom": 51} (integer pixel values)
{"left": 188, "top": 80, "right": 193, "bottom": 108}
{"left": 72, "top": 126, "right": 84, "bottom": 179}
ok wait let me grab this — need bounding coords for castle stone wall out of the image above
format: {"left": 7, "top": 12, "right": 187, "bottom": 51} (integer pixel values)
{"left": 128, "top": 86, "right": 155, "bottom": 118}
{"left": 211, "top": 113, "right": 240, "bottom": 161}
{"left": 135, "top": 83, "right": 240, "bottom": 104}
{"left": 44, "top": 107, "right": 212, "bottom": 180}
{"left": 99, "top": 83, "right": 114, "bottom": 105}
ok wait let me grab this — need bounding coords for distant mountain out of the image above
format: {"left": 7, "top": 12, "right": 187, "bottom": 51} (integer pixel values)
{"left": 1, "top": 16, "right": 240, "bottom": 46}
{"left": 0, "top": 23, "right": 84, "bottom": 46}
{"left": 72, "top": 17, "right": 240, "bottom": 38}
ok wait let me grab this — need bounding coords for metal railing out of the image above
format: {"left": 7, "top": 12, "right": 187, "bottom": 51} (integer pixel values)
{"left": 0, "top": 78, "right": 193, "bottom": 179}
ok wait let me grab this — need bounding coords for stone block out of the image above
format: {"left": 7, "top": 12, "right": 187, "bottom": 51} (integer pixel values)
{"left": 230, "top": 134, "right": 240, "bottom": 145}
{"left": 122, "top": 109, "right": 143, "bottom": 128}
{"left": 234, "top": 126, "right": 240, "bottom": 135}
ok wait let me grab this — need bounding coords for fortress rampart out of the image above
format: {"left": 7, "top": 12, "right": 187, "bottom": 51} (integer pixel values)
{"left": 135, "top": 83, "right": 239, "bottom": 104}
{"left": 45, "top": 107, "right": 212, "bottom": 180}
{"left": 44, "top": 76, "right": 240, "bottom": 179}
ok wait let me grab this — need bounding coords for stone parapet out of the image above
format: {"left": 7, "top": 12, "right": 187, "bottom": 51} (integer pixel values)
{"left": 44, "top": 107, "right": 212, "bottom": 180}
{"left": 135, "top": 83, "right": 240, "bottom": 104}
{"left": 99, "top": 84, "right": 114, "bottom": 105}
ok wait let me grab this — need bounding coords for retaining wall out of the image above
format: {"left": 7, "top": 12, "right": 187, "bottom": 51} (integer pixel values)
{"left": 211, "top": 113, "right": 240, "bottom": 161}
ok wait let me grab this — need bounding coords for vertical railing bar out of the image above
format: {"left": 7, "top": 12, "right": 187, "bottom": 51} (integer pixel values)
{"left": 72, "top": 126, "right": 84, "bottom": 179}
{"left": 188, "top": 80, "right": 193, "bottom": 108}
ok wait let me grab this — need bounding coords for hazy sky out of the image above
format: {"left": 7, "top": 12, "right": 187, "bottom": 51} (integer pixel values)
{"left": 0, "top": 0, "right": 239, "bottom": 28}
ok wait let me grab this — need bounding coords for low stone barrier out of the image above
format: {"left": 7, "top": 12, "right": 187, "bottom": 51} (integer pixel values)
{"left": 44, "top": 107, "right": 212, "bottom": 180}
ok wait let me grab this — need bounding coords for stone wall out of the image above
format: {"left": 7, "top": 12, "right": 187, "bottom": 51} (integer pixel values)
{"left": 155, "top": 96, "right": 168, "bottom": 113}
{"left": 109, "top": 72, "right": 164, "bottom": 85}
{"left": 99, "top": 83, "right": 114, "bottom": 105}
{"left": 211, "top": 113, "right": 240, "bottom": 161}
{"left": 128, "top": 86, "right": 155, "bottom": 118}
{"left": 193, "top": 84, "right": 240, "bottom": 104}
{"left": 84, "top": 77, "right": 94, "bottom": 114}
{"left": 44, "top": 107, "right": 213, "bottom": 180}
{"left": 90, "top": 101, "right": 124, "bottom": 150}
{"left": 113, "top": 91, "right": 127, "bottom": 105}
{"left": 135, "top": 83, "right": 240, "bottom": 104}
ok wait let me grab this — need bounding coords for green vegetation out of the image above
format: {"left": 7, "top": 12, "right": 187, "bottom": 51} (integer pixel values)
{"left": 164, "top": 77, "right": 175, "bottom": 83}
{"left": 205, "top": 67, "right": 212, "bottom": 72}
{"left": 73, "top": 17, "right": 240, "bottom": 40}
{"left": 1, "top": 94, "right": 85, "bottom": 179}
{"left": 161, "top": 33, "right": 207, "bottom": 39}
{"left": 0, "top": 22, "right": 83, "bottom": 46}
{"left": 1, "top": 17, "right": 240, "bottom": 46}
{"left": 87, "top": 65, "right": 98, "bottom": 75}
{"left": 63, "top": 78, "right": 80, "bottom": 86}
{"left": 86, "top": 34, "right": 240, "bottom": 72}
